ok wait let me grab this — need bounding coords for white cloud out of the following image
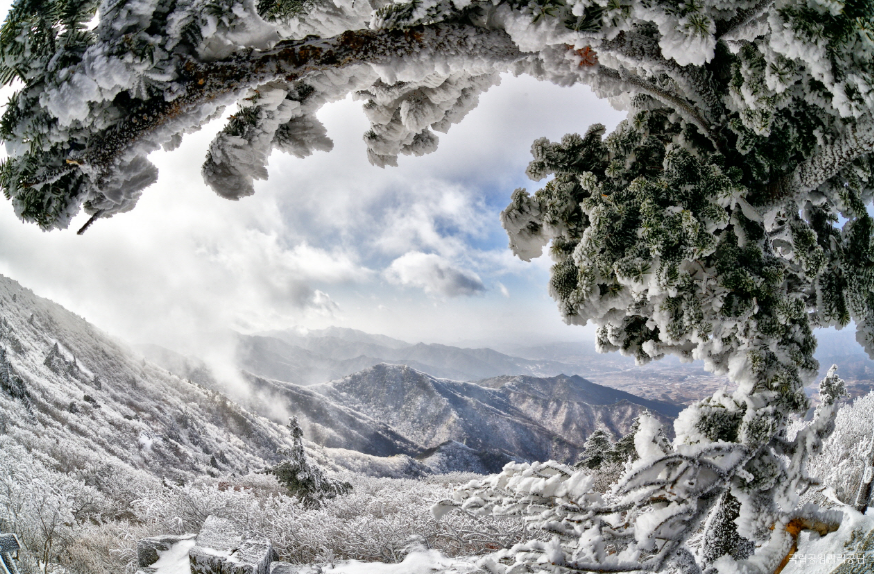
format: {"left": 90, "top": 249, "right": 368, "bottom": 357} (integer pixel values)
{"left": 0, "top": 68, "right": 623, "bottom": 349}
{"left": 385, "top": 252, "right": 486, "bottom": 298}
{"left": 498, "top": 282, "right": 510, "bottom": 298}
{"left": 372, "top": 184, "right": 490, "bottom": 259}
{"left": 0, "top": 109, "right": 369, "bottom": 351}
{"left": 200, "top": 231, "right": 369, "bottom": 308}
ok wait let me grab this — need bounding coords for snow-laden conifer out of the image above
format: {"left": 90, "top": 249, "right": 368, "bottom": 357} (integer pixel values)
{"left": 264, "top": 417, "right": 352, "bottom": 508}
{"left": 1, "top": 0, "right": 869, "bottom": 232}
{"left": 435, "top": 370, "right": 849, "bottom": 572}
{"left": 576, "top": 428, "right": 612, "bottom": 469}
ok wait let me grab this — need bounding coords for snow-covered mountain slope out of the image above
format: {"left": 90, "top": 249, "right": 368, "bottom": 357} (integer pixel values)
{"left": 0, "top": 274, "right": 306, "bottom": 488}
{"left": 230, "top": 364, "right": 677, "bottom": 470}
{"left": 476, "top": 374, "right": 683, "bottom": 416}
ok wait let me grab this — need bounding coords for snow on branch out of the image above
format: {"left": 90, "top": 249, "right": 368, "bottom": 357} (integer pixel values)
{"left": 1, "top": 22, "right": 525, "bottom": 229}
{"left": 436, "top": 369, "right": 851, "bottom": 573}
{"left": 790, "top": 115, "right": 874, "bottom": 196}
{"left": 2, "top": 0, "right": 870, "bottom": 233}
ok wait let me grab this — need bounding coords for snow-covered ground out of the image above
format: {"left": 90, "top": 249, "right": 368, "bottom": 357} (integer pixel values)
{"left": 148, "top": 539, "right": 197, "bottom": 574}
{"left": 144, "top": 508, "right": 874, "bottom": 574}
{"left": 145, "top": 539, "right": 480, "bottom": 574}
{"left": 320, "top": 550, "right": 480, "bottom": 574}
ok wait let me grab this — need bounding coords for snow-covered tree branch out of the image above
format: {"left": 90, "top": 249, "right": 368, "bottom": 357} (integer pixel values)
{"left": 435, "top": 370, "right": 848, "bottom": 573}
{"left": 1, "top": 0, "right": 870, "bottom": 231}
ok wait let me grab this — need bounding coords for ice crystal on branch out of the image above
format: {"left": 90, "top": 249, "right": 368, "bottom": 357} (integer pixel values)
{"left": 440, "top": 375, "right": 847, "bottom": 573}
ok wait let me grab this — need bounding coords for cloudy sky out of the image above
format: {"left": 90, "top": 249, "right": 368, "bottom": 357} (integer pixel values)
{"left": 0, "top": 2, "right": 628, "bottom": 352}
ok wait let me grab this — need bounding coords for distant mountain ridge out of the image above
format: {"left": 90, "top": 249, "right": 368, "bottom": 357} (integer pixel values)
{"left": 138, "top": 328, "right": 684, "bottom": 472}
{"left": 0, "top": 273, "right": 544, "bottom": 481}
{"left": 232, "top": 363, "right": 678, "bottom": 472}
{"left": 264, "top": 326, "right": 411, "bottom": 350}
{"left": 475, "top": 374, "right": 683, "bottom": 416}
{"left": 234, "top": 329, "right": 585, "bottom": 385}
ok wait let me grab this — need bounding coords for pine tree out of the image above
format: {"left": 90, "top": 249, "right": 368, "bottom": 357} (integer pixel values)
{"left": 575, "top": 429, "right": 612, "bottom": 469}
{"left": 0, "top": 345, "right": 28, "bottom": 402}
{"left": 0, "top": 345, "right": 11, "bottom": 392}
{"left": 700, "top": 491, "right": 754, "bottom": 567}
{"left": 610, "top": 412, "right": 642, "bottom": 465}
{"left": 43, "top": 342, "right": 66, "bottom": 374}
{"left": 264, "top": 417, "right": 351, "bottom": 508}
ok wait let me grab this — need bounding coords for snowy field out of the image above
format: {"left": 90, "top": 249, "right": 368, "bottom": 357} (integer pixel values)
{"left": 144, "top": 510, "right": 874, "bottom": 574}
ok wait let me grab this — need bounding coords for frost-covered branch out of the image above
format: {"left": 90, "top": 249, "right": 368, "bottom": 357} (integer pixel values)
{"left": 49, "top": 24, "right": 522, "bottom": 224}
{"left": 598, "top": 32, "right": 724, "bottom": 126}
{"left": 2, "top": 0, "right": 871, "bottom": 232}
{"left": 443, "top": 370, "right": 851, "bottom": 573}
{"left": 597, "top": 67, "right": 718, "bottom": 147}
{"left": 854, "top": 428, "right": 874, "bottom": 513}
{"left": 790, "top": 116, "right": 874, "bottom": 195}
{"left": 79, "top": 24, "right": 522, "bottom": 173}
{"left": 716, "top": 0, "right": 774, "bottom": 41}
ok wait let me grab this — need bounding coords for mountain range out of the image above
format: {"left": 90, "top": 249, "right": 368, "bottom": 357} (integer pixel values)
{"left": 142, "top": 321, "right": 861, "bottom": 411}
{"left": 230, "top": 329, "right": 583, "bottom": 385}
{"left": 0, "top": 273, "right": 682, "bottom": 481}
{"left": 200, "top": 363, "right": 681, "bottom": 472}
{"left": 6, "top": 267, "right": 871, "bottom": 483}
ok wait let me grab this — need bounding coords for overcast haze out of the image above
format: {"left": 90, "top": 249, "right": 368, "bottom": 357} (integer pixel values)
{"left": 0, "top": 1, "right": 628, "bottom": 354}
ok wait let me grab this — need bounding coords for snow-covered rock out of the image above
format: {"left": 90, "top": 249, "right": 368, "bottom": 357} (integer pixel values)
{"left": 189, "top": 515, "right": 272, "bottom": 574}
{"left": 138, "top": 534, "right": 197, "bottom": 572}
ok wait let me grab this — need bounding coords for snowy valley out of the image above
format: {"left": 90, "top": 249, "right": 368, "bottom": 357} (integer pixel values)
{"left": 0, "top": 272, "right": 683, "bottom": 572}
{"left": 2, "top": 270, "right": 874, "bottom": 574}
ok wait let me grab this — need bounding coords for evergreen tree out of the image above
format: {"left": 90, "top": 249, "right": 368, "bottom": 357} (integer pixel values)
{"left": 610, "top": 412, "right": 643, "bottom": 465}
{"left": 575, "top": 428, "right": 612, "bottom": 470}
{"left": 43, "top": 341, "right": 66, "bottom": 374}
{"left": 700, "top": 491, "right": 754, "bottom": 567}
{"left": 264, "top": 417, "right": 351, "bottom": 508}
{"left": 0, "top": 345, "right": 11, "bottom": 395}
{"left": 0, "top": 0, "right": 870, "bottom": 571}
{"left": 0, "top": 345, "right": 28, "bottom": 402}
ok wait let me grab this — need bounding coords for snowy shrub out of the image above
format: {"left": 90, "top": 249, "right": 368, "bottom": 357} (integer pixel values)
{"left": 0, "top": 438, "right": 106, "bottom": 573}
{"left": 806, "top": 391, "right": 874, "bottom": 506}
{"left": 58, "top": 521, "right": 153, "bottom": 574}
{"left": 131, "top": 471, "right": 526, "bottom": 565}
